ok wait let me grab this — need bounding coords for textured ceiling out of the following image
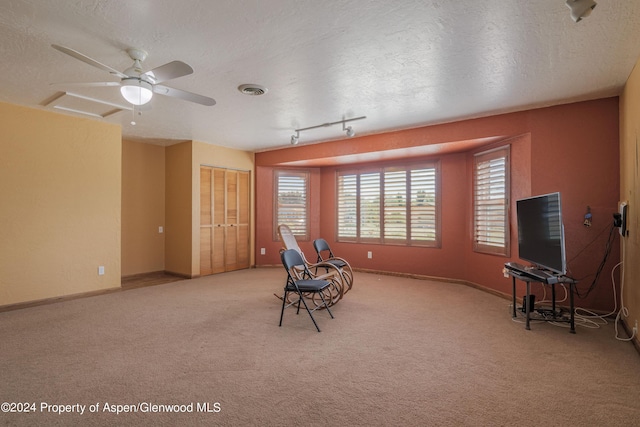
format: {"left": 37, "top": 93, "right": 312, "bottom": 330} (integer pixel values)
{"left": 1, "top": 0, "right": 639, "bottom": 152}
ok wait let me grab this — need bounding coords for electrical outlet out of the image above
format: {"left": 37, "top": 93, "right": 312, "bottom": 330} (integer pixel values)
{"left": 158, "top": 226, "right": 164, "bottom": 233}
{"left": 98, "top": 266, "right": 105, "bottom": 276}
{"left": 367, "top": 251, "right": 372, "bottom": 259}
{"left": 634, "top": 320, "right": 638, "bottom": 336}
{"left": 260, "top": 248, "right": 266, "bottom": 255}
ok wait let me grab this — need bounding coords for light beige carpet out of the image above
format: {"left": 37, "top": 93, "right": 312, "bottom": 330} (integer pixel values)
{"left": 1, "top": 268, "right": 639, "bottom": 426}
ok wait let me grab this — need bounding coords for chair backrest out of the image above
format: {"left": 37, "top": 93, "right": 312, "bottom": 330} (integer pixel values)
{"left": 278, "top": 224, "right": 307, "bottom": 260}
{"left": 281, "top": 249, "right": 311, "bottom": 280}
{"left": 313, "top": 238, "right": 333, "bottom": 261}
{"left": 281, "top": 248, "right": 304, "bottom": 270}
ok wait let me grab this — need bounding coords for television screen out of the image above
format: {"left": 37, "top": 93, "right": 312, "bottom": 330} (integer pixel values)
{"left": 516, "top": 192, "right": 566, "bottom": 275}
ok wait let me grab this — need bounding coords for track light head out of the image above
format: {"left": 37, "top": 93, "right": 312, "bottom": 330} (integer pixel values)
{"left": 345, "top": 126, "right": 355, "bottom": 137}
{"left": 343, "top": 120, "right": 356, "bottom": 137}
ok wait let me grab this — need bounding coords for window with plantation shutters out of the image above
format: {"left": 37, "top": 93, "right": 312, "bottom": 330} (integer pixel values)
{"left": 336, "top": 163, "right": 439, "bottom": 247}
{"left": 275, "top": 170, "right": 309, "bottom": 240}
{"left": 473, "top": 146, "right": 510, "bottom": 256}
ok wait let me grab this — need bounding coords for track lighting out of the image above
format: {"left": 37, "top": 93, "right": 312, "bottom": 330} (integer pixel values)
{"left": 566, "top": 0, "right": 596, "bottom": 23}
{"left": 290, "top": 116, "right": 366, "bottom": 145}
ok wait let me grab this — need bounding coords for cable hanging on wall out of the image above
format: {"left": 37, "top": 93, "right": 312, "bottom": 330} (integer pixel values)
{"left": 290, "top": 116, "right": 366, "bottom": 145}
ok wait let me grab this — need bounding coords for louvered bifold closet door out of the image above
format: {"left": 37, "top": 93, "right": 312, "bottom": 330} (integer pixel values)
{"left": 225, "top": 170, "right": 239, "bottom": 271}
{"left": 212, "top": 168, "right": 226, "bottom": 273}
{"left": 236, "top": 171, "right": 250, "bottom": 270}
{"left": 200, "top": 167, "right": 214, "bottom": 276}
{"left": 200, "top": 166, "right": 251, "bottom": 276}
{"left": 224, "top": 170, "right": 251, "bottom": 272}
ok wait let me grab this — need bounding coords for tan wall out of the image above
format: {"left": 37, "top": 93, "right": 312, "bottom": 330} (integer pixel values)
{"left": 121, "top": 139, "right": 166, "bottom": 276}
{"left": 123, "top": 139, "right": 254, "bottom": 278}
{"left": 620, "top": 60, "right": 640, "bottom": 342}
{"left": 165, "top": 141, "right": 193, "bottom": 276}
{"left": 0, "top": 102, "right": 121, "bottom": 306}
{"left": 191, "top": 140, "right": 255, "bottom": 277}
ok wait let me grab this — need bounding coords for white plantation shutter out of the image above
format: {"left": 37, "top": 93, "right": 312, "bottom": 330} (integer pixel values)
{"left": 359, "top": 172, "right": 381, "bottom": 240}
{"left": 337, "top": 174, "right": 357, "bottom": 240}
{"left": 275, "top": 170, "right": 309, "bottom": 240}
{"left": 337, "top": 163, "right": 439, "bottom": 247}
{"left": 474, "top": 146, "right": 510, "bottom": 255}
{"left": 383, "top": 170, "right": 407, "bottom": 240}
{"left": 410, "top": 167, "right": 437, "bottom": 243}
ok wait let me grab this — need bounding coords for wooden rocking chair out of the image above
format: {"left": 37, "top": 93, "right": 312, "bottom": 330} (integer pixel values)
{"left": 276, "top": 224, "right": 346, "bottom": 307}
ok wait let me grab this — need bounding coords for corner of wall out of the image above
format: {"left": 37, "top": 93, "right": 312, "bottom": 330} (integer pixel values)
{"left": 164, "top": 141, "right": 194, "bottom": 276}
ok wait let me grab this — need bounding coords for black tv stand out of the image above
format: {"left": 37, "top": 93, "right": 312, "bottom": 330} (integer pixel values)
{"left": 504, "top": 263, "right": 577, "bottom": 333}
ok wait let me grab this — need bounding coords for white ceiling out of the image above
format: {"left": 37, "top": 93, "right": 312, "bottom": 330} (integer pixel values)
{"left": 1, "top": 1, "right": 639, "bottom": 152}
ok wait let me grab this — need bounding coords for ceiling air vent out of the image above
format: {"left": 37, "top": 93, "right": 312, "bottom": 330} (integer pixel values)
{"left": 238, "top": 84, "right": 268, "bottom": 96}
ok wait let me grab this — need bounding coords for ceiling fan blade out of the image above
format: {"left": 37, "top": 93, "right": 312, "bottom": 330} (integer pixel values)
{"left": 50, "top": 81, "right": 121, "bottom": 88}
{"left": 153, "top": 84, "right": 216, "bottom": 106}
{"left": 51, "top": 44, "right": 128, "bottom": 79}
{"left": 143, "top": 61, "right": 193, "bottom": 84}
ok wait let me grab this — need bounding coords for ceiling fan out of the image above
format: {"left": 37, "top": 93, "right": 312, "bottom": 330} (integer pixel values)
{"left": 51, "top": 44, "right": 216, "bottom": 107}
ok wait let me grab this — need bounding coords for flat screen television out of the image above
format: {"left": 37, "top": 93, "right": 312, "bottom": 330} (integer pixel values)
{"left": 516, "top": 192, "right": 567, "bottom": 275}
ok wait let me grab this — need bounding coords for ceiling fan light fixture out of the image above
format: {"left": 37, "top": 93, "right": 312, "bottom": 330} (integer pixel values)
{"left": 120, "top": 78, "right": 153, "bottom": 105}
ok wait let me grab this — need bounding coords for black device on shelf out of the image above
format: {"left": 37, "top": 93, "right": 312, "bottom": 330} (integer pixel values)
{"left": 516, "top": 192, "right": 567, "bottom": 275}
{"left": 504, "top": 262, "right": 559, "bottom": 284}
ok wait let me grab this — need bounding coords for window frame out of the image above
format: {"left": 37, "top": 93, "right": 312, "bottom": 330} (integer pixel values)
{"left": 472, "top": 145, "right": 510, "bottom": 256}
{"left": 336, "top": 161, "right": 440, "bottom": 247}
{"left": 274, "top": 169, "right": 310, "bottom": 241}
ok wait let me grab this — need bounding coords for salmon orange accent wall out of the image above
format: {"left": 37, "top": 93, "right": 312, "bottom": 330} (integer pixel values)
{"left": 121, "top": 139, "right": 166, "bottom": 276}
{"left": 255, "top": 113, "right": 529, "bottom": 167}
{"left": 255, "top": 98, "right": 620, "bottom": 312}
{"left": 0, "top": 102, "right": 121, "bottom": 306}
